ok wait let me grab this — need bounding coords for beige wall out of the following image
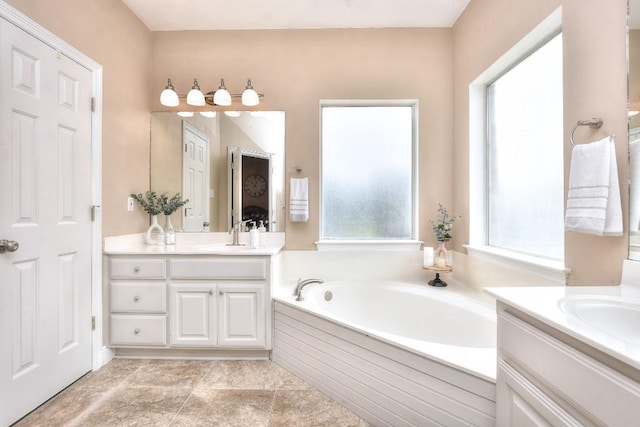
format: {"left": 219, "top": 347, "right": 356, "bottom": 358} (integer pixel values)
{"left": 150, "top": 28, "right": 454, "bottom": 249}
{"left": 453, "top": 0, "right": 629, "bottom": 285}
{"left": 5, "top": 0, "right": 630, "bottom": 284}
{"left": 5, "top": 0, "right": 153, "bottom": 236}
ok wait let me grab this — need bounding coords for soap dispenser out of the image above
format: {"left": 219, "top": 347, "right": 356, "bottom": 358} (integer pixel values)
{"left": 249, "top": 222, "right": 259, "bottom": 249}
{"left": 258, "top": 220, "right": 266, "bottom": 247}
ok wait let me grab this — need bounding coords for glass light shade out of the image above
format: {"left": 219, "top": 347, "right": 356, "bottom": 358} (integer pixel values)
{"left": 186, "top": 78, "right": 205, "bottom": 106}
{"left": 187, "top": 88, "right": 205, "bottom": 106}
{"left": 200, "top": 111, "right": 217, "bottom": 118}
{"left": 213, "top": 78, "right": 232, "bottom": 106}
{"left": 224, "top": 111, "right": 241, "bottom": 117}
{"left": 242, "top": 88, "right": 259, "bottom": 106}
{"left": 242, "top": 79, "right": 260, "bottom": 106}
{"left": 160, "top": 79, "right": 179, "bottom": 107}
{"left": 177, "top": 111, "right": 194, "bottom": 117}
{"left": 214, "top": 88, "right": 231, "bottom": 106}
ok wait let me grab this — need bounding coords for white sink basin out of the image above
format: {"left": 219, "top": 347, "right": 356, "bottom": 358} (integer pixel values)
{"left": 558, "top": 295, "right": 640, "bottom": 345}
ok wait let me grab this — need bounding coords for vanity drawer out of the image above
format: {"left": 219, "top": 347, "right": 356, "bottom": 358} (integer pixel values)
{"left": 110, "top": 258, "right": 166, "bottom": 279}
{"left": 110, "top": 282, "right": 166, "bottom": 313}
{"left": 169, "top": 258, "right": 267, "bottom": 280}
{"left": 499, "top": 311, "right": 640, "bottom": 425}
{"left": 110, "top": 314, "right": 167, "bottom": 346}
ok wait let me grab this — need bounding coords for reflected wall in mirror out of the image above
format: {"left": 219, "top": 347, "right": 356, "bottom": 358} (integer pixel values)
{"left": 630, "top": 0, "right": 640, "bottom": 259}
{"left": 150, "top": 111, "right": 285, "bottom": 232}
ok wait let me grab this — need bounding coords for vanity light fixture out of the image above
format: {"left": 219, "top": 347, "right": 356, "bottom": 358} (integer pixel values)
{"left": 159, "top": 78, "right": 264, "bottom": 107}
{"left": 199, "top": 111, "right": 217, "bottom": 118}
{"left": 177, "top": 111, "right": 194, "bottom": 117}
{"left": 224, "top": 111, "right": 242, "bottom": 117}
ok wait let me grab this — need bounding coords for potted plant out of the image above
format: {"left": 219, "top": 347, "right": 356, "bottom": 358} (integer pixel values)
{"left": 130, "top": 191, "right": 164, "bottom": 244}
{"left": 158, "top": 193, "right": 189, "bottom": 244}
{"left": 429, "top": 204, "right": 460, "bottom": 267}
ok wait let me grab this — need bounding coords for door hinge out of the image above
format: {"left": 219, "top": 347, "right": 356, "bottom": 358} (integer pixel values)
{"left": 91, "top": 316, "right": 96, "bottom": 331}
{"left": 91, "top": 205, "right": 100, "bottom": 221}
{"left": 91, "top": 97, "right": 96, "bottom": 112}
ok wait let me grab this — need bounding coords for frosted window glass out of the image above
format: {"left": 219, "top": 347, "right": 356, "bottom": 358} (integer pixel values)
{"left": 487, "top": 34, "right": 563, "bottom": 260}
{"left": 321, "top": 105, "right": 414, "bottom": 240}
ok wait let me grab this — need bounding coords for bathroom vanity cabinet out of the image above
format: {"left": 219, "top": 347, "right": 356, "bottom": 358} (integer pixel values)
{"left": 106, "top": 254, "right": 272, "bottom": 357}
{"left": 495, "top": 303, "right": 640, "bottom": 427}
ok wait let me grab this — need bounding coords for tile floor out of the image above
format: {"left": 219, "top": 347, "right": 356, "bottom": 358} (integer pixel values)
{"left": 14, "top": 359, "right": 370, "bottom": 427}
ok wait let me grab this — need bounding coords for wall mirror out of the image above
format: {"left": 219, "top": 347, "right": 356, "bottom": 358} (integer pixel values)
{"left": 150, "top": 111, "right": 285, "bottom": 232}
{"left": 630, "top": 0, "right": 640, "bottom": 259}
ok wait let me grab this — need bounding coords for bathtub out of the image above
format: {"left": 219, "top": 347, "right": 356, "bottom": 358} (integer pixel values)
{"left": 272, "top": 279, "right": 497, "bottom": 426}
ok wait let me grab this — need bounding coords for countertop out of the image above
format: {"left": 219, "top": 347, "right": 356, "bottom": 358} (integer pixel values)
{"left": 103, "top": 232, "right": 284, "bottom": 256}
{"left": 485, "top": 281, "right": 640, "bottom": 372}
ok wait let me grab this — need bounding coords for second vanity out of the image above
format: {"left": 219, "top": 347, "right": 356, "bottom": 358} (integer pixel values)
{"left": 103, "top": 233, "right": 283, "bottom": 358}
{"left": 486, "top": 260, "right": 640, "bottom": 426}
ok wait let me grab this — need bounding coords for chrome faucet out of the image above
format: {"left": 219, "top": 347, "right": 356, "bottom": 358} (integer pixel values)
{"left": 293, "top": 278, "right": 324, "bottom": 301}
{"left": 228, "top": 220, "right": 247, "bottom": 246}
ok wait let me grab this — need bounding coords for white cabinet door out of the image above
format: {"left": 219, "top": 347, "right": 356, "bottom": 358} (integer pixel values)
{"left": 218, "top": 283, "right": 265, "bottom": 348}
{"left": 170, "top": 283, "right": 217, "bottom": 347}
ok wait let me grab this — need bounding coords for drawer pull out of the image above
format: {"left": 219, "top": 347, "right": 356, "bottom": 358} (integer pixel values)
{"left": 134, "top": 328, "right": 140, "bottom": 334}
{"left": 133, "top": 295, "right": 140, "bottom": 302}
{"left": 133, "top": 266, "right": 140, "bottom": 273}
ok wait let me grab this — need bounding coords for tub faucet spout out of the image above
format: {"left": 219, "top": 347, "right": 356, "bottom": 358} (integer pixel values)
{"left": 293, "top": 278, "right": 324, "bottom": 301}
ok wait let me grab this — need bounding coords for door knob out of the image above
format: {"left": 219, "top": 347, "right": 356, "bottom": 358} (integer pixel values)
{"left": 0, "top": 239, "right": 19, "bottom": 253}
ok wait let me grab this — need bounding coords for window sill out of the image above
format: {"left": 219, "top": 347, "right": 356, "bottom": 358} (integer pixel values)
{"left": 315, "top": 240, "right": 423, "bottom": 251}
{"left": 464, "top": 244, "right": 570, "bottom": 284}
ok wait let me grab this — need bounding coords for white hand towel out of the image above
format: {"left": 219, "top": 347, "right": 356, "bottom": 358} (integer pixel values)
{"left": 290, "top": 177, "right": 309, "bottom": 222}
{"left": 630, "top": 139, "right": 640, "bottom": 234}
{"left": 565, "top": 136, "right": 622, "bottom": 236}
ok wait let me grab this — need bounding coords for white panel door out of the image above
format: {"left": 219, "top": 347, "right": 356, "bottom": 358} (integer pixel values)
{"left": 0, "top": 18, "right": 93, "bottom": 425}
{"left": 218, "top": 283, "right": 265, "bottom": 348}
{"left": 182, "top": 121, "right": 209, "bottom": 231}
{"left": 170, "top": 283, "right": 217, "bottom": 347}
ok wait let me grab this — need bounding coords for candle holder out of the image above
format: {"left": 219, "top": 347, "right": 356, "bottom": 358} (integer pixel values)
{"left": 423, "top": 265, "right": 453, "bottom": 287}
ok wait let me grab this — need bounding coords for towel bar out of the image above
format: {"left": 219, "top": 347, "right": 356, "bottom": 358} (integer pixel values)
{"left": 570, "top": 118, "right": 603, "bottom": 146}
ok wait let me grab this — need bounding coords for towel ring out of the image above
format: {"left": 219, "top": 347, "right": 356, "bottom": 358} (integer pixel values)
{"left": 570, "top": 118, "right": 603, "bottom": 146}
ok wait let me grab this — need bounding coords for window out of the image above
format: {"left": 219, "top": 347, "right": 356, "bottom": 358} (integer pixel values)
{"left": 486, "top": 33, "right": 563, "bottom": 260}
{"left": 320, "top": 102, "right": 416, "bottom": 241}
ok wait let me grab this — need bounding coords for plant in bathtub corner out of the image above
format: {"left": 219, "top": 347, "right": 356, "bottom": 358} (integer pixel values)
{"left": 430, "top": 203, "right": 460, "bottom": 242}
{"left": 430, "top": 204, "right": 460, "bottom": 268}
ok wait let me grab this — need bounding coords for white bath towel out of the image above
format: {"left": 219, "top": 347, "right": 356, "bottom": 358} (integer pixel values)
{"left": 630, "top": 139, "right": 640, "bottom": 234}
{"left": 290, "top": 177, "right": 309, "bottom": 222}
{"left": 565, "top": 136, "right": 622, "bottom": 236}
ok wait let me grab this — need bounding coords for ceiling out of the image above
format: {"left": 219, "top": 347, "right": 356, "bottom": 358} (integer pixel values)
{"left": 122, "top": 0, "right": 471, "bottom": 31}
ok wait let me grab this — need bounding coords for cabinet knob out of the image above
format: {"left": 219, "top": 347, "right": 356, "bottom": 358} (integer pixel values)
{"left": 134, "top": 328, "right": 140, "bottom": 334}
{"left": 219, "top": 290, "right": 224, "bottom": 296}
{"left": 209, "top": 289, "right": 214, "bottom": 295}
{"left": 133, "top": 295, "right": 140, "bottom": 302}
{"left": 133, "top": 266, "right": 140, "bottom": 273}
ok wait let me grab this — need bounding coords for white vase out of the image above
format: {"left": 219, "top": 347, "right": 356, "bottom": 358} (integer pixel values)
{"left": 164, "top": 214, "right": 175, "bottom": 245}
{"left": 145, "top": 214, "right": 164, "bottom": 245}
